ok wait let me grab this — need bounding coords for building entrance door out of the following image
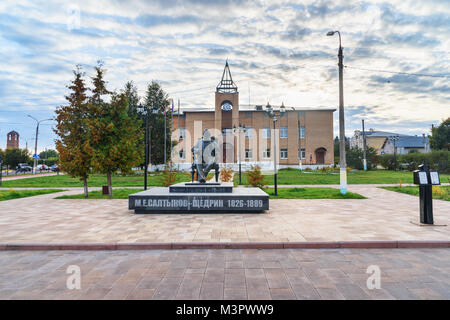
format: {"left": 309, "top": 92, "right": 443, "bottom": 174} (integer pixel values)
{"left": 315, "top": 147, "right": 326, "bottom": 164}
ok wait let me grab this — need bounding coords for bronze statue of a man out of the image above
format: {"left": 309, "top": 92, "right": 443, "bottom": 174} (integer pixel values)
{"left": 191, "top": 129, "right": 219, "bottom": 183}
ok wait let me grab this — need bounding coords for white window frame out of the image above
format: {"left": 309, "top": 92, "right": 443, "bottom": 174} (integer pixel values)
{"left": 262, "top": 127, "right": 270, "bottom": 139}
{"left": 245, "top": 127, "right": 253, "bottom": 139}
{"left": 179, "top": 128, "right": 186, "bottom": 140}
{"left": 298, "top": 148, "right": 306, "bottom": 159}
{"left": 280, "top": 148, "right": 288, "bottom": 159}
{"left": 245, "top": 148, "right": 252, "bottom": 159}
{"left": 179, "top": 149, "right": 185, "bottom": 160}
{"left": 299, "top": 126, "right": 305, "bottom": 139}
{"left": 280, "top": 126, "right": 288, "bottom": 138}
{"left": 263, "top": 148, "right": 271, "bottom": 159}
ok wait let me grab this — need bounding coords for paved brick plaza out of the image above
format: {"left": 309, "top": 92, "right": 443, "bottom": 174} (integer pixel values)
{"left": 0, "top": 248, "right": 449, "bottom": 300}
{"left": 0, "top": 186, "right": 448, "bottom": 243}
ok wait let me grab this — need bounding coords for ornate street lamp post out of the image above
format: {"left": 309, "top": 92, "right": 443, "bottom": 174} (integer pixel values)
{"left": 138, "top": 104, "right": 158, "bottom": 190}
{"left": 264, "top": 102, "right": 285, "bottom": 196}
{"left": 233, "top": 123, "right": 247, "bottom": 185}
{"left": 389, "top": 135, "right": 400, "bottom": 171}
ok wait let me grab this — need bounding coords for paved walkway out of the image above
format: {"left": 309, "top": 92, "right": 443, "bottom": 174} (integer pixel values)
{"left": 0, "top": 186, "right": 449, "bottom": 243}
{"left": 0, "top": 248, "right": 448, "bottom": 300}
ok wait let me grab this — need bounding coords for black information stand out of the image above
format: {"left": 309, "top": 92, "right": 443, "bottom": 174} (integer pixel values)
{"left": 413, "top": 164, "right": 440, "bottom": 225}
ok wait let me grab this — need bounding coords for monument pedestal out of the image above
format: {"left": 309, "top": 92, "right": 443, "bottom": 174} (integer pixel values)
{"left": 129, "top": 182, "right": 269, "bottom": 213}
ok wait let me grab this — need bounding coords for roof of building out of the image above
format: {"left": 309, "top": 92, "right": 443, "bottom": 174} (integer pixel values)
{"left": 364, "top": 130, "right": 408, "bottom": 137}
{"left": 395, "top": 135, "right": 429, "bottom": 148}
{"left": 216, "top": 61, "right": 238, "bottom": 94}
{"left": 362, "top": 131, "right": 428, "bottom": 148}
{"left": 174, "top": 106, "right": 336, "bottom": 114}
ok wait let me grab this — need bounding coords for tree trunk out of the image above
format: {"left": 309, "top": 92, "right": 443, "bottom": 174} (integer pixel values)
{"left": 83, "top": 177, "right": 88, "bottom": 198}
{"left": 107, "top": 171, "right": 113, "bottom": 198}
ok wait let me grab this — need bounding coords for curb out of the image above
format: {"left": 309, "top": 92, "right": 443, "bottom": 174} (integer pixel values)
{"left": 0, "top": 241, "right": 449, "bottom": 251}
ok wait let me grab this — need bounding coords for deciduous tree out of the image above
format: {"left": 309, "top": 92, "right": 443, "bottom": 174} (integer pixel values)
{"left": 89, "top": 92, "right": 143, "bottom": 198}
{"left": 430, "top": 118, "right": 450, "bottom": 151}
{"left": 88, "top": 63, "right": 143, "bottom": 197}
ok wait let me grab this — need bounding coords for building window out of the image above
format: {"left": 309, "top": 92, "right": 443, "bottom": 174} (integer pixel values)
{"left": 245, "top": 149, "right": 252, "bottom": 159}
{"left": 179, "top": 128, "right": 186, "bottom": 140}
{"left": 298, "top": 148, "right": 306, "bottom": 159}
{"left": 263, "top": 148, "right": 271, "bottom": 159}
{"left": 179, "top": 149, "right": 185, "bottom": 160}
{"left": 245, "top": 127, "right": 252, "bottom": 138}
{"left": 280, "top": 148, "right": 288, "bottom": 159}
{"left": 299, "top": 126, "right": 305, "bottom": 139}
{"left": 245, "top": 112, "right": 252, "bottom": 118}
{"left": 280, "top": 126, "right": 288, "bottom": 138}
{"left": 222, "top": 128, "right": 233, "bottom": 135}
{"left": 262, "top": 127, "right": 270, "bottom": 139}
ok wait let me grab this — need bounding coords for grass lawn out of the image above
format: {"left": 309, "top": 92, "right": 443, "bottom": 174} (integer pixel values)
{"left": 55, "top": 188, "right": 142, "bottom": 199}
{"left": 264, "top": 187, "right": 366, "bottom": 199}
{"left": 0, "top": 172, "right": 192, "bottom": 188}
{"left": 381, "top": 186, "right": 450, "bottom": 201}
{"left": 236, "top": 168, "right": 450, "bottom": 185}
{"left": 0, "top": 189, "right": 64, "bottom": 201}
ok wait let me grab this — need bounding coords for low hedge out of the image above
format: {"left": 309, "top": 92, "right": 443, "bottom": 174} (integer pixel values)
{"left": 379, "top": 150, "right": 449, "bottom": 173}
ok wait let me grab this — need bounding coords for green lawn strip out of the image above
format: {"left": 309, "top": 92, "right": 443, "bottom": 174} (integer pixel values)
{"left": 381, "top": 186, "right": 450, "bottom": 201}
{"left": 237, "top": 169, "right": 450, "bottom": 185}
{"left": 55, "top": 188, "right": 143, "bottom": 199}
{"left": 0, "top": 189, "right": 65, "bottom": 201}
{"left": 0, "top": 172, "right": 192, "bottom": 188}
{"left": 263, "top": 187, "right": 366, "bottom": 199}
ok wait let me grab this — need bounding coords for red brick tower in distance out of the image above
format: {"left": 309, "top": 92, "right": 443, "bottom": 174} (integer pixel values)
{"left": 6, "top": 131, "right": 19, "bottom": 149}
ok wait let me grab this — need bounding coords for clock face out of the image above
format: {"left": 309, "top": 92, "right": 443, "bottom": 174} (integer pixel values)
{"left": 221, "top": 102, "right": 232, "bottom": 111}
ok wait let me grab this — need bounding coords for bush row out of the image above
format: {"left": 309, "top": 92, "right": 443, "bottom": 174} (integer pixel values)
{"left": 379, "top": 151, "right": 449, "bottom": 173}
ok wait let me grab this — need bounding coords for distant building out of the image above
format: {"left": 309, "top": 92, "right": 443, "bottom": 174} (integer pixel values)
{"left": 350, "top": 129, "right": 430, "bottom": 155}
{"left": 6, "top": 130, "right": 19, "bottom": 149}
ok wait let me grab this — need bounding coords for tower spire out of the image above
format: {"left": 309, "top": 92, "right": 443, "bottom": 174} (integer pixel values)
{"left": 216, "top": 60, "right": 238, "bottom": 93}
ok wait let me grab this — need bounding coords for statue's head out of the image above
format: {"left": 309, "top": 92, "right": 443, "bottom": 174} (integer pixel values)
{"left": 203, "top": 129, "right": 211, "bottom": 141}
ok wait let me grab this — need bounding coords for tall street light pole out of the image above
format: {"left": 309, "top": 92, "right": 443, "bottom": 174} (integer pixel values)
{"left": 233, "top": 124, "right": 246, "bottom": 185}
{"left": 327, "top": 30, "right": 347, "bottom": 194}
{"left": 138, "top": 104, "right": 150, "bottom": 190}
{"left": 28, "top": 115, "right": 52, "bottom": 174}
{"left": 362, "top": 119, "right": 367, "bottom": 171}
{"left": 390, "top": 135, "right": 399, "bottom": 171}
{"left": 265, "top": 102, "right": 285, "bottom": 196}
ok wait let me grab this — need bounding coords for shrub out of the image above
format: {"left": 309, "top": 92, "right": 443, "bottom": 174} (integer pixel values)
{"left": 380, "top": 150, "right": 449, "bottom": 173}
{"left": 219, "top": 166, "right": 233, "bottom": 182}
{"left": 160, "top": 163, "right": 177, "bottom": 187}
{"left": 379, "top": 154, "right": 396, "bottom": 170}
{"left": 246, "top": 165, "right": 266, "bottom": 188}
{"left": 346, "top": 146, "right": 379, "bottom": 170}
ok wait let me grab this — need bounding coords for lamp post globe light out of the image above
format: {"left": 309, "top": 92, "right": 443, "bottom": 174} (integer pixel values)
{"left": 327, "top": 30, "right": 347, "bottom": 195}
{"left": 264, "top": 102, "right": 286, "bottom": 196}
{"left": 233, "top": 123, "right": 247, "bottom": 185}
{"left": 389, "top": 135, "right": 400, "bottom": 171}
{"left": 27, "top": 115, "right": 52, "bottom": 174}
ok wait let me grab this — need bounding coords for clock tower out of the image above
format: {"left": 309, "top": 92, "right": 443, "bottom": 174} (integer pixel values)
{"left": 215, "top": 61, "right": 239, "bottom": 135}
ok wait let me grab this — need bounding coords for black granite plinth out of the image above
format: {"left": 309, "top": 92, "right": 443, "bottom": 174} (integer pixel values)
{"left": 129, "top": 187, "right": 269, "bottom": 213}
{"left": 169, "top": 182, "right": 233, "bottom": 193}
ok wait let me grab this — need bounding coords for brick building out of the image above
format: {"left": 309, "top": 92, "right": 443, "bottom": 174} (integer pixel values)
{"left": 6, "top": 131, "right": 19, "bottom": 149}
{"left": 172, "top": 62, "right": 335, "bottom": 169}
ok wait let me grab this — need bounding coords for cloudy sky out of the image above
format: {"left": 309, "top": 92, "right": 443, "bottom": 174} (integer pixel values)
{"left": 0, "top": 0, "right": 449, "bottom": 152}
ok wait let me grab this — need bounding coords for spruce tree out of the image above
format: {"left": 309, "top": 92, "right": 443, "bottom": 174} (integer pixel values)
{"left": 54, "top": 65, "right": 92, "bottom": 197}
